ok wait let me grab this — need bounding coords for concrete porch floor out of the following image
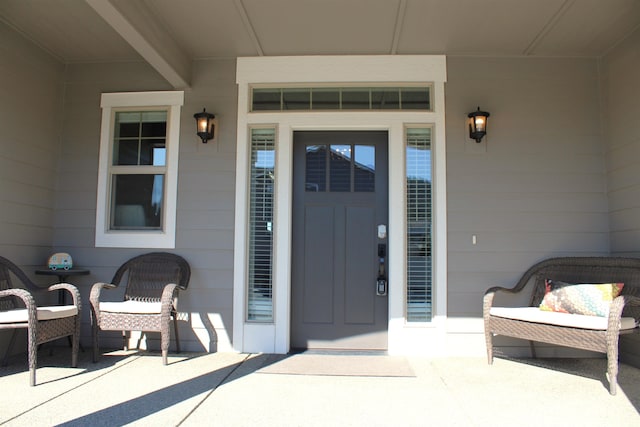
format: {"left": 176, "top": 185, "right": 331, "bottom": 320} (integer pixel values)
{"left": 1, "top": 348, "right": 639, "bottom": 426}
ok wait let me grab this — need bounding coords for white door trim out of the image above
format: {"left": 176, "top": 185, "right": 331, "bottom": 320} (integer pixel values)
{"left": 234, "top": 56, "right": 448, "bottom": 354}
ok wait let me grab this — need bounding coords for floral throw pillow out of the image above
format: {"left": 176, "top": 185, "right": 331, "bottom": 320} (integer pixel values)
{"left": 538, "top": 280, "right": 624, "bottom": 317}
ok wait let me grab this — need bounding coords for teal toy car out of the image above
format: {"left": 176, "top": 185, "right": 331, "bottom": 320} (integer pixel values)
{"left": 48, "top": 253, "right": 73, "bottom": 270}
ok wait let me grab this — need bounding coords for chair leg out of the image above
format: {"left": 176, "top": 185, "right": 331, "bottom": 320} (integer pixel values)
{"left": 92, "top": 322, "right": 100, "bottom": 363}
{"left": 173, "top": 316, "right": 181, "bottom": 354}
{"left": 72, "top": 323, "right": 79, "bottom": 368}
{"left": 484, "top": 329, "right": 494, "bottom": 364}
{"left": 161, "top": 340, "right": 168, "bottom": 365}
{"left": 529, "top": 341, "right": 537, "bottom": 358}
{"left": 608, "top": 361, "right": 618, "bottom": 396}
{"left": 607, "top": 335, "right": 620, "bottom": 395}
{"left": 28, "top": 326, "right": 37, "bottom": 386}
{"left": 161, "top": 322, "right": 170, "bottom": 365}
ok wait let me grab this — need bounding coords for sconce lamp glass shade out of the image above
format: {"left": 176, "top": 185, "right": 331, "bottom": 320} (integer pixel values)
{"left": 194, "top": 108, "right": 215, "bottom": 143}
{"left": 468, "top": 107, "right": 490, "bottom": 143}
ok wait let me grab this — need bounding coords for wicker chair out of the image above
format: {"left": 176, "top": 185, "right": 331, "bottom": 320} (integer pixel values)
{"left": 90, "top": 252, "right": 190, "bottom": 365}
{"left": 0, "top": 256, "right": 81, "bottom": 386}
{"left": 484, "top": 256, "right": 640, "bottom": 395}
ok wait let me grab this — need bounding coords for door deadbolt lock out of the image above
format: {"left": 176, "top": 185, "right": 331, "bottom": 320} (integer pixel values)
{"left": 376, "top": 243, "right": 387, "bottom": 296}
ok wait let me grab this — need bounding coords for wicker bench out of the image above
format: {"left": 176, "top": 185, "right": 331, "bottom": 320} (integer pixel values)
{"left": 483, "top": 257, "right": 640, "bottom": 395}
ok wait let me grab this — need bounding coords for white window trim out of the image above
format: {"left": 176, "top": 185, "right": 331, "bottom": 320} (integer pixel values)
{"left": 95, "top": 91, "right": 184, "bottom": 248}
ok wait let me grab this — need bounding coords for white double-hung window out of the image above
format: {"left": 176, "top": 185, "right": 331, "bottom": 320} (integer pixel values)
{"left": 95, "top": 91, "right": 184, "bottom": 248}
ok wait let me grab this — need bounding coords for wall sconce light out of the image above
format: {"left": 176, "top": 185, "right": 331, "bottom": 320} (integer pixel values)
{"left": 194, "top": 108, "right": 216, "bottom": 143}
{"left": 468, "top": 106, "right": 490, "bottom": 143}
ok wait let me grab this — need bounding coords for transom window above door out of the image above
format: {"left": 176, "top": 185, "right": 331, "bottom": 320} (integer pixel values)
{"left": 251, "top": 85, "right": 432, "bottom": 112}
{"left": 305, "top": 144, "right": 375, "bottom": 192}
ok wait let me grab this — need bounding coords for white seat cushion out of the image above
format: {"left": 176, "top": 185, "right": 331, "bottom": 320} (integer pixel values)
{"left": 100, "top": 300, "right": 162, "bottom": 314}
{"left": 490, "top": 307, "right": 637, "bottom": 330}
{"left": 0, "top": 305, "right": 78, "bottom": 323}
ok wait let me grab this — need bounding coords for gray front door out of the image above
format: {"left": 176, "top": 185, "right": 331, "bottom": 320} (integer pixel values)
{"left": 291, "top": 131, "right": 388, "bottom": 350}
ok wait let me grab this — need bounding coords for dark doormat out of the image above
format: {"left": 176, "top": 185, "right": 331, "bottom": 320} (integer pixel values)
{"left": 256, "top": 353, "right": 415, "bottom": 377}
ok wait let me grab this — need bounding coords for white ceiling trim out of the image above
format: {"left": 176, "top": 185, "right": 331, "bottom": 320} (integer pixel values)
{"left": 86, "top": 0, "right": 191, "bottom": 89}
{"left": 391, "top": 0, "right": 407, "bottom": 55}
{"left": 0, "top": 13, "right": 64, "bottom": 63}
{"left": 523, "top": 0, "right": 576, "bottom": 56}
{"left": 234, "top": 0, "right": 264, "bottom": 56}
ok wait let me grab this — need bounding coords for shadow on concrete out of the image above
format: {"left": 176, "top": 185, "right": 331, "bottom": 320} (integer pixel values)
{"left": 0, "top": 345, "right": 144, "bottom": 385}
{"left": 53, "top": 353, "right": 282, "bottom": 427}
{"left": 497, "top": 356, "right": 640, "bottom": 411}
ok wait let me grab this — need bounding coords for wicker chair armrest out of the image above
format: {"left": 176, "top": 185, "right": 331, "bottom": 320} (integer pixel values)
{"left": 0, "top": 288, "right": 35, "bottom": 305}
{"left": 483, "top": 285, "right": 522, "bottom": 311}
{"left": 160, "top": 283, "right": 179, "bottom": 325}
{"left": 611, "top": 295, "right": 640, "bottom": 325}
{"left": 484, "top": 285, "right": 521, "bottom": 296}
{"left": 161, "top": 282, "right": 179, "bottom": 309}
{"left": 607, "top": 295, "right": 638, "bottom": 332}
{"left": 0, "top": 288, "right": 37, "bottom": 324}
{"left": 48, "top": 283, "right": 81, "bottom": 307}
{"left": 89, "top": 282, "right": 117, "bottom": 308}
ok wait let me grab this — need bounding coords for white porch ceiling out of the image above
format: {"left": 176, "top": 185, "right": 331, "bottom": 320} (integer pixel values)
{"left": 1, "top": 0, "right": 639, "bottom": 88}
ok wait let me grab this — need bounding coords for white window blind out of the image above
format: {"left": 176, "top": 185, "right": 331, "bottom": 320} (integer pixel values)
{"left": 247, "top": 128, "right": 276, "bottom": 321}
{"left": 406, "top": 127, "right": 432, "bottom": 322}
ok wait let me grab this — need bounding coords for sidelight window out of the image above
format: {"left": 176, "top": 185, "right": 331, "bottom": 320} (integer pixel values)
{"left": 247, "top": 128, "right": 276, "bottom": 321}
{"left": 406, "top": 127, "right": 433, "bottom": 322}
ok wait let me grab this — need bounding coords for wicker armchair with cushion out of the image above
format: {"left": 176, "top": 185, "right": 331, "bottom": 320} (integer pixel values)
{"left": 484, "top": 256, "right": 640, "bottom": 395}
{"left": 0, "top": 256, "right": 81, "bottom": 386}
{"left": 90, "top": 252, "right": 190, "bottom": 365}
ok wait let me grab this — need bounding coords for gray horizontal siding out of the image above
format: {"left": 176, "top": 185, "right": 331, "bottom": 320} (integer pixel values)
{"left": 0, "top": 21, "right": 62, "bottom": 261}
{"left": 446, "top": 56, "right": 609, "bottom": 327}
{"left": 54, "top": 59, "right": 238, "bottom": 352}
{"left": 604, "top": 25, "right": 640, "bottom": 261}
{"left": 0, "top": 21, "right": 65, "bottom": 354}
